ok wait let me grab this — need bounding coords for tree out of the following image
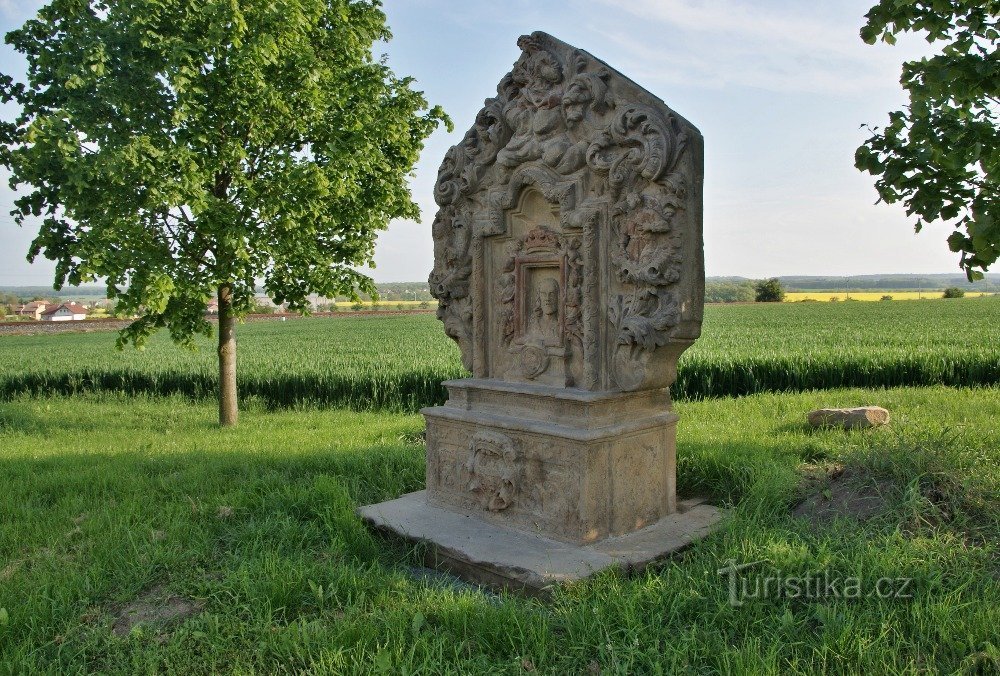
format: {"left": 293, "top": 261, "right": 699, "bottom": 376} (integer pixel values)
{"left": 250, "top": 299, "right": 275, "bottom": 315}
{"left": 704, "top": 280, "right": 755, "bottom": 304}
{"left": 942, "top": 287, "right": 966, "bottom": 298}
{"left": 0, "top": 0, "right": 448, "bottom": 425}
{"left": 855, "top": 0, "right": 999, "bottom": 280}
{"left": 754, "top": 278, "right": 785, "bottom": 303}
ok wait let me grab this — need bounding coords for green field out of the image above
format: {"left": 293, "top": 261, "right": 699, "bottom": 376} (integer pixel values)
{"left": 1, "top": 387, "right": 997, "bottom": 673}
{"left": 2, "top": 299, "right": 999, "bottom": 672}
{"left": 0, "top": 298, "right": 997, "bottom": 409}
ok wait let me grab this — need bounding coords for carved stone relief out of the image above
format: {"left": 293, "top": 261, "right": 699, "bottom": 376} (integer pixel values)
{"left": 427, "top": 419, "right": 591, "bottom": 538}
{"left": 363, "top": 32, "right": 718, "bottom": 577}
{"left": 466, "top": 431, "right": 520, "bottom": 512}
{"left": 494, "top": 216, "right": 584, "bottom": 385}
{"left": 429, "top": 31, "right": 703, "bottom": 392}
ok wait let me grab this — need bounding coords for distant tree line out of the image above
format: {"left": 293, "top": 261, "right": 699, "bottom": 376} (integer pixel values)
{"left": 4, "top": 273, "right": 993, "bottom": 312}
{"left": 365, "top": 283, "right": 435, "bottom": 302}
{"left": 702, "top": 278, "right": 787, "bottom": 303}
{"left": 774, "top": 274, "right": 998, "bottom": 291}
{"left": 704, "top": 280, "right": 755, "bottom": 303}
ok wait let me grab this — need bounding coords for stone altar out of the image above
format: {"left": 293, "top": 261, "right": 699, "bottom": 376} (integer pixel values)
{"left": 359, "top": 31, "right": 722, "bottom": 592}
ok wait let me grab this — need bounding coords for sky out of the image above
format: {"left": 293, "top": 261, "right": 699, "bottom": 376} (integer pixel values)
{"left": 0, "top": 0, "right": 962, "bottom": 286}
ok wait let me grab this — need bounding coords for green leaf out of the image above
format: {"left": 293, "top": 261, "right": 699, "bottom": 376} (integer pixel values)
{"left": 948, "top": 231, "right": 969, "bottom": 252}
{"left": 857, "top": 0, "right": 999, "bottom": 280}
{"left": 374, "top": 652, "right": 392, "bottom": 672}
{"left": 411, "top": 611, "right": 425, "bottom": 636}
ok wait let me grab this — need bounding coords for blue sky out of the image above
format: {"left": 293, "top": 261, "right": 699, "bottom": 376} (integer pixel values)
{"left": 0, "top": 0, "right": 957, "bottom": 285}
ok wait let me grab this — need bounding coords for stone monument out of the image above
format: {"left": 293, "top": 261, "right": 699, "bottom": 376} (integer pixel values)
{"left": 360, "top": 31, "right": 722, "bottom": 592}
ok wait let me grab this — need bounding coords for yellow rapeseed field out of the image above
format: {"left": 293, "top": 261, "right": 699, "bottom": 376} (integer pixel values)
{"left": 785, "top": 291, "right": 994, "bottom": 302}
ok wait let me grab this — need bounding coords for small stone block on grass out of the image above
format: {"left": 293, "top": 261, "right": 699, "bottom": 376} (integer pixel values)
{"left": 808, "top": 406, "right": 890, "bottom": 430}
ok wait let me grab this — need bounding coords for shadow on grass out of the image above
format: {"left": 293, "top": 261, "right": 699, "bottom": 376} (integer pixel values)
{"left": 3, "top": 420, "right": 999, "bottom": 673}
{"left": 678, "top": 439, "right": 802, "bottom": 513}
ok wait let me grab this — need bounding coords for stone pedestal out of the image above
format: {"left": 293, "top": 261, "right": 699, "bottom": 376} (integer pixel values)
{"left": 425, "top": 379, "right": 679, "bottom": 543}
{"left": 358, "top": 32, "right": 723, "bottom": 591}
{"left": 360, "top": 378, "right": 722, "bottom": 592}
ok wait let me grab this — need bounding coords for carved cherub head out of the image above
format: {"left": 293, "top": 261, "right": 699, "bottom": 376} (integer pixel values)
{"left": 513, "top": 35, "right": 563, "bottom": 109}
{"left": 562, "top": 71, "right": 610, "bottom": 127}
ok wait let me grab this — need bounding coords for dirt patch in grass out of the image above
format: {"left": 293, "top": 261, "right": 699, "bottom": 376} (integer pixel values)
{"left": 111, "top": 586, "right": 204, "bottom": 637}
{"left": 793, "top": 465, "right": 892, "bottom": 524}
{"left": 1, "top": 558, "right": 23, "bottom": 580}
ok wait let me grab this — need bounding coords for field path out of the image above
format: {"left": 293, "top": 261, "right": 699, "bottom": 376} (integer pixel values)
{"left": 0, "top": 310, "right": 435, "bottom": 337}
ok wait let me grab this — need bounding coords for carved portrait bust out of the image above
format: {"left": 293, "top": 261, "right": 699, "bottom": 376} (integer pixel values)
{"left": 429, "top": 31, "right": 704, "bottom": 392}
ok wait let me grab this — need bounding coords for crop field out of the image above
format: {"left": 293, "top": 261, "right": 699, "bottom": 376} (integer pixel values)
{"left": 2, "top": 297, "right": 998, "bottom": 673}
{"left": 0, "top": 297, "right": 996, "bottom": 409}
{"left": 673, "top": 297, "right": 1000, "bottom": 399}
{"left": 784, "top": 291, "right": 994, "bottom": 302}
{"left": 0, "top": 315, "right": 460, "bottom": 411}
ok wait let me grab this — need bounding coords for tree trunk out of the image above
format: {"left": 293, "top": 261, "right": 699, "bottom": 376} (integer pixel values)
{"left": 217, "top": 283, "right": 238, "bottom": 427}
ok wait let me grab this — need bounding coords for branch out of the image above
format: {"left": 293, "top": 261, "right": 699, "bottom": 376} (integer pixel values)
{"left": 157, "top": 211, "right": 211, "bottom": 267}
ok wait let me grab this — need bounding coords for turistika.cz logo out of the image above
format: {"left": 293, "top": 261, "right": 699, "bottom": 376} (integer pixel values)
{"left": 717, "top": 559, "right": 914, "bottom": 607}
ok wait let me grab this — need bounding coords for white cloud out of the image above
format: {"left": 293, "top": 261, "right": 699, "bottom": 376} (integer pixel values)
{"left": 612, "top": 0, "right": 860, "bottom": 57}
{"left": 0, "top": 0, "right": 46, "bottom": 21}
{"left": 588, "top": 0, "right": 930, "bottom": 95}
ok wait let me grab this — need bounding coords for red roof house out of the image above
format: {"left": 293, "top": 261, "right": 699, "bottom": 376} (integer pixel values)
{"left": 14, "top": 301, "right": 52, "bottom": 320}
{"left": 40, "top": 302, "right": 88, "bottom": 322}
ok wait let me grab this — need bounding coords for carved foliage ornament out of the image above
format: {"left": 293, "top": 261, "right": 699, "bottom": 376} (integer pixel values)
{"left": 429, "top": 32, "right": 700, "bottom": 386}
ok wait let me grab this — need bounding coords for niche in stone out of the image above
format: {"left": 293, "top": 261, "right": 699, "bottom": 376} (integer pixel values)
{"left": 491, "top": 187, "right": 583, "bottom": 387}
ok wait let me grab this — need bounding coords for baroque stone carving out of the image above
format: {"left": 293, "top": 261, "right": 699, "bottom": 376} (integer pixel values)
{"left": 466, "top": 431, "right": 520, "bottom": 512}
{"left": 428, "top": 31, "right": 703, "bottom": 391}
{"left": 496, "top": 225, "right": 584, "bottom": 383}
{"left": 362, "top": 33, "right": 719, "bottom": 590}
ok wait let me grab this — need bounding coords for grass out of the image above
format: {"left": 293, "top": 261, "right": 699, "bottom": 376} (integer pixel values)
{"left": 0, "top": 315, "right": 461, "bottom": 412}
{"left": 1, "top": 386, "right": 998, "bottom": 673}
{"left": 0, "top": 299, "right": 998, "bottom": 410}
{"left": 673, "top": 298, "right": 1000, "bottom": 399}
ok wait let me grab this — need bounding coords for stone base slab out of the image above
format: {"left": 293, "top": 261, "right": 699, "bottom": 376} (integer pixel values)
{"left": 358, "top": 490, "right": 724, "bottom": 593}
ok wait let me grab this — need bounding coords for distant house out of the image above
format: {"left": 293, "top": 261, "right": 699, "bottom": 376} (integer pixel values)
{"left": 206, "top": 299, "right": 219, "bottom": 315}
{"left": 40, "top": 302, "right": 88, "bottom": 322}
{"left": 14, "top": 301, "right": 52, "bottom": 320}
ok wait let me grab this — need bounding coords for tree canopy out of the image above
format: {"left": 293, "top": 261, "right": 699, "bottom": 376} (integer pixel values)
{"left": 855, "top": 0, "right": 998, "bottom": 280}
{"left": 0, "top": 0, "right": 449, "bottom": 424}
{"left": 754, "top": 278, "right": 785, "bottom": 303}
